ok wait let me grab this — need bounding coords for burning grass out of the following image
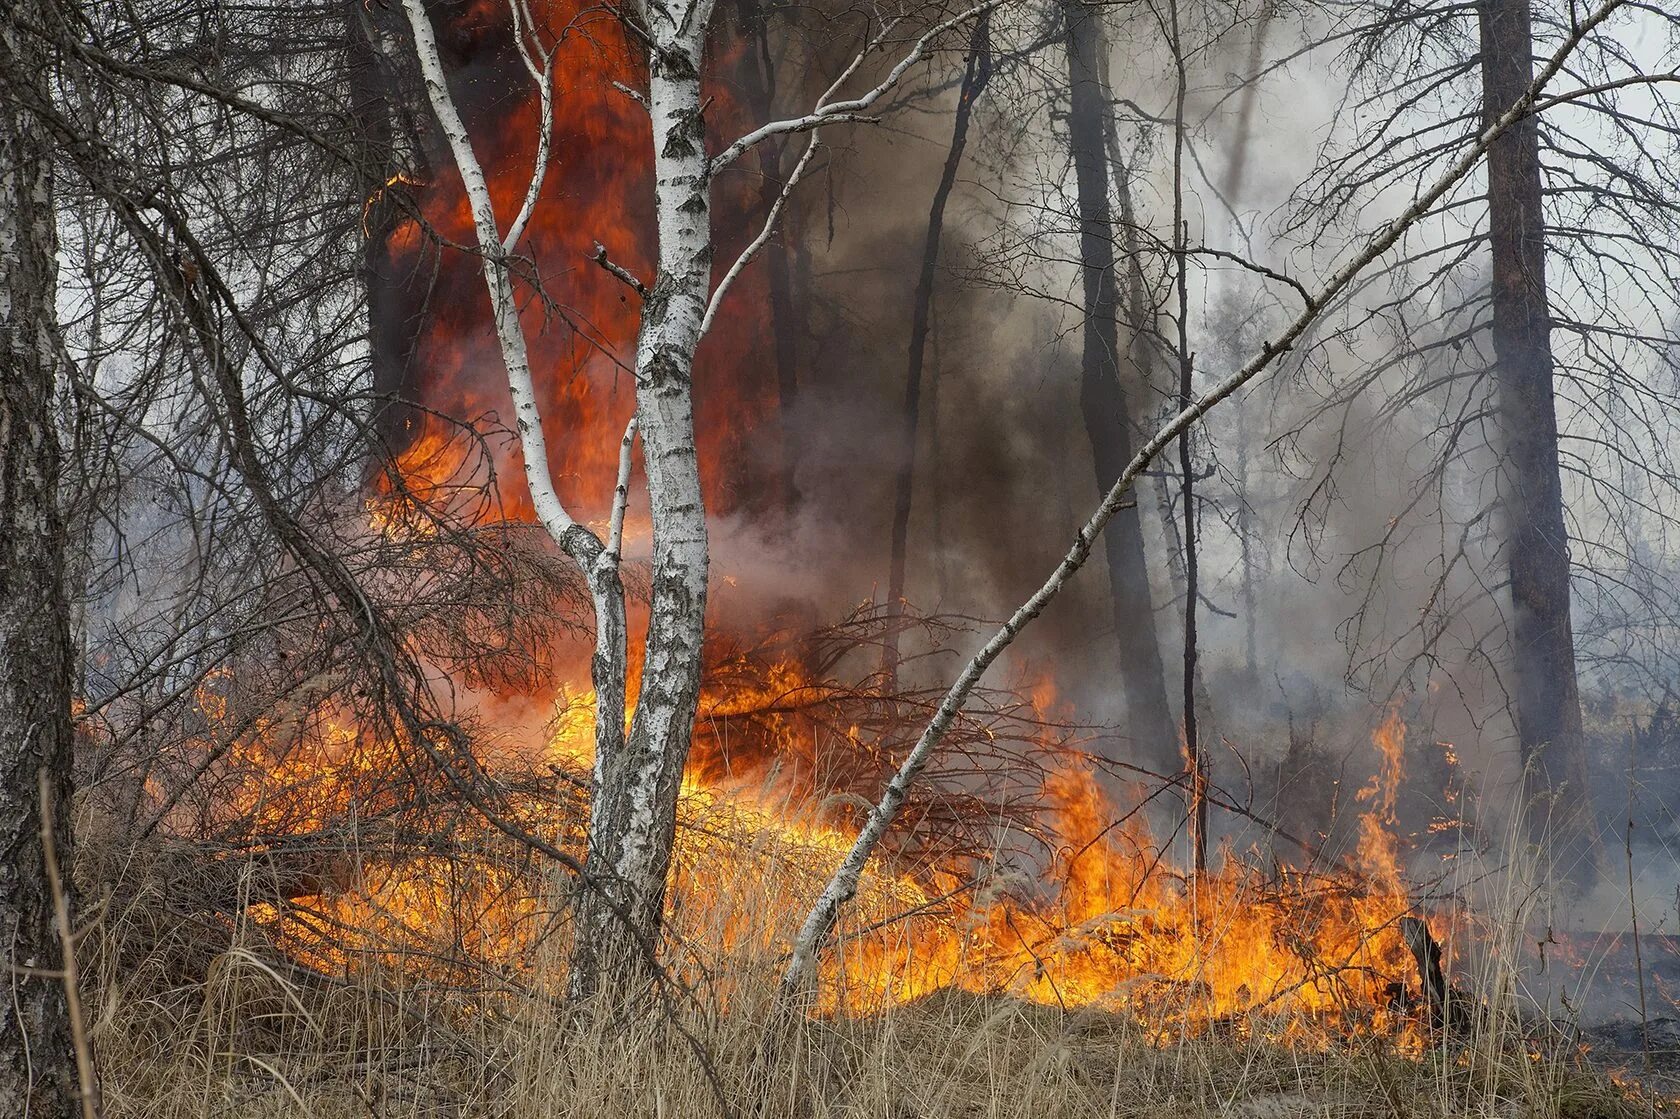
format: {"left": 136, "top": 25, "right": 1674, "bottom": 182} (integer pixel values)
{"left": 136, "top": 670, "right": 1430, "bottom": 1027}
{"left": 80, "top": 484, "right": 1668, "bottom": 1115}
{"left": 82, "top": 808, "right": 1664, "bottom": 1119}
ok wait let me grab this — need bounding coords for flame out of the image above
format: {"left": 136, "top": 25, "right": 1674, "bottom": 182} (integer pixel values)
{"left": 146, "top": 2, "right": 1449, "bottom": 1046}
{"left": 180, "top": 657, "right": 1429, "bottom": 1042}
{"left": 369, "top": 0, "right": 779, "bottom": 530}
{"left": 1355, "top": 705, "right": 1406, "bottom": 895}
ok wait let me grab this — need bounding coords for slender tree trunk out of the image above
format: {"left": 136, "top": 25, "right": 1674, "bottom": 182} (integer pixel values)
{"left": 1167, "top": 0, "right": 1204, "bottom": 878}
{"left": 570, "top": 11, "right": 714, "bottom": 997}
{"left": 883, "top": 15, "right": 990, "bottom": 683}
{"left": 1065, "top": 1, "right": 1176, "bottom": 767}
{"left": 399, "top": 0, "right": 646, "bottom": 997}
{"left": 1225, "top": 18, "right": 1270, "bottom": 696}
{"left": 731, "top": 0, "right": 801, "bottom": 513}
{"left": 346, "top": 0, "right": 416, "bottom": 449}
{"left": 1102, "top": 115, "right": 1217, "bottom": 746}
{"left": 1479, "top": 0, "right": 1595, "bottom": 878}
{"left": 0, "top": 8, "right": 80, "bottom": 1113}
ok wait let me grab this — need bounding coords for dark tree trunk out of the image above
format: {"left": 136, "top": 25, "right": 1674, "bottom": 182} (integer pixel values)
{"left": 1479, "top": 0, "right": 1595, "bottom": 878}
{"left": 1065, "top": 2, "right": 1176, "bottom": 767}
{"left": 731, "top": 0, "right": 802, "bottom": 514}
{"left": 0, "top": 8, "right": 80, "bottom": 1115}
{"left": 346, "top": 1, "right": 423, "bottom": 450}
{"left": 883, "top": 15, "right": 990, "bottom": 684}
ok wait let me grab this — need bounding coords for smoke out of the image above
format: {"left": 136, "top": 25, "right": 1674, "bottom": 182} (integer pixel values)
{"left": 362, "top": 0, "right": 1680, "bottom": 1021}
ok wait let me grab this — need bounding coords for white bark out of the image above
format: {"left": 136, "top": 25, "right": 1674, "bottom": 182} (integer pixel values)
{"left": 569, "top": 1, "right": 718, "bottom": 994}
{"left": 780, "top": 0, "right": 1627, "bottom": 995}
{"left": 398, "top": 0, "right": 630, "bottom": 806}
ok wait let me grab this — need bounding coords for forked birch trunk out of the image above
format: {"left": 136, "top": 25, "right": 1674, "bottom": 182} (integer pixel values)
{"left": 405, "top": 0, "right": 1009, "bottom": 1003}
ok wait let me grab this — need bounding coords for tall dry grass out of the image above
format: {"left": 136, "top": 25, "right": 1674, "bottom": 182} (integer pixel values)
{"left": 77, "top": 790, "right": 1663, "bottom": 1119}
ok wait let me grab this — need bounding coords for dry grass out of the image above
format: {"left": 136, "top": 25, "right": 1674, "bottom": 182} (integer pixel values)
{"left": 79, "top": 843, "right": 1663, "bottom": 1119}
{"left": 85, "top": 952, "right": 1653, "bottom": 1119}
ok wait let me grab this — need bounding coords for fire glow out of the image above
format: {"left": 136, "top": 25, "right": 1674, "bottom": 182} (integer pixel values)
{"left": 189, "top": 654, "right": 1426, "bottom": 1039}
{"left": 171, "top": 0, "right": 1438, "bottom": 1043}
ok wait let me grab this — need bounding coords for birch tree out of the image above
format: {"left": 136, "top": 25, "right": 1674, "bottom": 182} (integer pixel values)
{"left": 0, "top": 3, "right": 80, "bottom": 1112}
{"left": 398, "top": 0, "right": 999, "bottom": 997}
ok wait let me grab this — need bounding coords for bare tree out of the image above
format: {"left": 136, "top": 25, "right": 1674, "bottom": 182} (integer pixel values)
{"left": 1064, "top": 0, "right": 1178, "bottom": 765}
{"left": 0, "top": 3, "right": 80, "bottom": 1113}
{"left": 1480, "top": 0, "right": 1593, "bottom": 874}
{"left": 1279, "top": 0, "right": 1680, "bottom": 879}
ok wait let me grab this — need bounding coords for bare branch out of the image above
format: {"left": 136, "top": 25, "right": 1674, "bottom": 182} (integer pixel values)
{"left": 607, "top": 417, "right": 638, "bottom": 563}
{"left": 709, "top": 0, "right": 1003, "bottom": 174}
{"left": 502, "top": 0, "right": 556, "bottom": 252}
{"left": 611, "top": 79, "right": 649, "bottom": 110}
{"left": 1186, "top": 245, "right": 1312, "bottom": 306}
{"left": 590, "top": 241, "right": 650, "bottom": 299}
{"left": 700, "top": 134, "right": 820, "bottom": 339}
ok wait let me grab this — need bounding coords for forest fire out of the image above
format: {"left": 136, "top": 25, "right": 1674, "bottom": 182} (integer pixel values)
{"left": 11, "top": 0, "right": 1680, "bottom": 1111}
{"left": 183, "top": 630, "right": 1431, "bottom": 1042}
{"left": 126, "top": 0, "right": 1452, "bottom": 1045}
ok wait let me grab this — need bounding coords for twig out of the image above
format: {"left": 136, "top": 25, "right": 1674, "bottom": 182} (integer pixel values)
{"left": 590, "top": 241, "right": 650, "bottom": 299}
{"left": 39, "top": 769, "right": 102, "bottom": 1119}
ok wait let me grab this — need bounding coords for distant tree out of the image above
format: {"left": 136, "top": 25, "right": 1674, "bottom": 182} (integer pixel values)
{"left": 1283, "top": 0, "right": 1680, "bottom": 879}
{"left": 1063, "top": 0, "right": 1179, "bottom": 765}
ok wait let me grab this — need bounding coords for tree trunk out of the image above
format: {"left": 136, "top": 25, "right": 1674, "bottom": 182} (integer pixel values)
{"left": 398, "top": 0, "right": 644, "bottom": 998}
{"left": 1164, "top": 0, "right": 1205, "bottom": 878}
{"left": 883, "top": 16, "right": 990, "bottom": 684}
{"left": 0, "top": 7, "right": 80, "bottom": 1113}
{"left": 569, "top": 13, "right": 714, "bottom": 998}
{"left": 1479, "top": 0, "right": 1596, "bottom": 879}
{"left": 731, "top": 0, "right": 801, "bottom": 514}
{"left": 346, "top": 0, "right": 419, "bottom": 450}
{"left": 1064, "top": 1, "right": 1176, "bottom": 767}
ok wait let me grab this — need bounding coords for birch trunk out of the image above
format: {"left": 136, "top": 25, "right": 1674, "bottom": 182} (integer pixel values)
{"left": 398, "top": 0, "right": 637, "bottom": 990}
{"left": 1479, "top": 0, "right": 1596, "bottom": 880}
{"left": 569, "top": 8, "right": 714, "bottom": 997}
{"left": 0, "top": 7, "right": 79, "bottom": 1112}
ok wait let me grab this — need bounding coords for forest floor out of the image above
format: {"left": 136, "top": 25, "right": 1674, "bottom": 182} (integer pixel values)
{"left": 89, "top": 952, "right": 1675, "bottom": 1119}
